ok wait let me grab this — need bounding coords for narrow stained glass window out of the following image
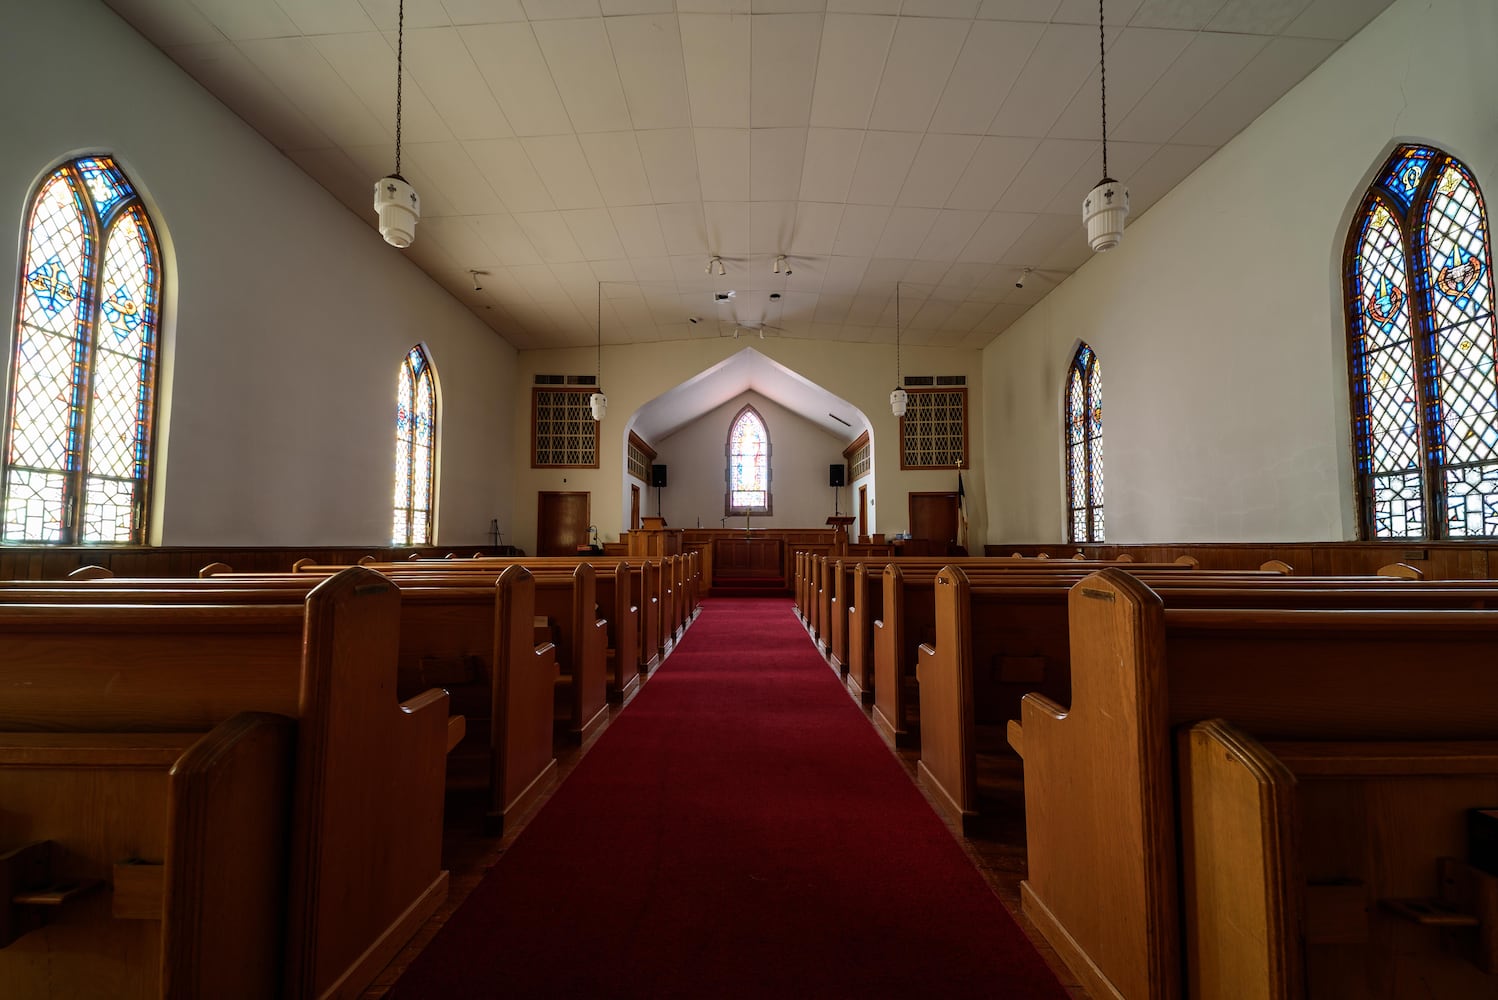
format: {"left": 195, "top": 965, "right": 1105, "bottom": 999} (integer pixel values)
{"left": 4, "top": 156, "right": 162, "bottom": 543}
{"left": 394, "top": 344, "right": 437, "bottom": 545}
{"left": 1065, "top": 343, "right": 1104, "bottom": 542}
{"left": 726, "top": 405, "right": 771, "bottom": 516}
{"left": 1346, "top": 145, "right": 1495, "bottom": 538}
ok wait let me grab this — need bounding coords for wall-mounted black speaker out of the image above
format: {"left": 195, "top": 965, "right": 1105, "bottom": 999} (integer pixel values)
{"left": 651, "top": 464, "right": 668, "bottom": 488}
{"left": 829, "top": 463, "right": 846, "bottom": 487}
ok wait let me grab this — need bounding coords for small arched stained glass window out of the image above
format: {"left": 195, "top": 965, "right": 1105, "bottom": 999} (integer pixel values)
{"left": 394, "top": 344, "right": 437, "bottom": 545}
{"left": 1065, "top": 343, "right": 1103, "bottom": 542}
{"left": 1346, "top": 145, "right": 1495, "bottom": 538}
{"left": 726, "top": 405, "right": 771, "bottom": 516}
{"left": 3, "top": 155, "right": 163, "bottom": 543}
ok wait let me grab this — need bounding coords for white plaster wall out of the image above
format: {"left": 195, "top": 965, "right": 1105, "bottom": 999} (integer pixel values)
{"left": 652, "top": 390, "right": 850, "bottom": 531}
{"left": 982, "top": 0, "right": 1498, "bottom": 544}
{"left": 510, "top": 339, "right": 982, "bottom": 554}
{"left": 0, "top": 0, "right": 518, "bottom": 546}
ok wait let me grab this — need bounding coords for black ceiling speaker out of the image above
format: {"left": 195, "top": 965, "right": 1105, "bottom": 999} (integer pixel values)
{"left": 829, "top": 464, "right": 846, "bottom": 487}
{"left": 651, "top": 464, "right": 668, "bottom": 488}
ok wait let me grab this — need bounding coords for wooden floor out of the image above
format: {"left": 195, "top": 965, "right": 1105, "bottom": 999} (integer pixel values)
{"left": 361, "top": 611, "right": 1090, "bottom": 998}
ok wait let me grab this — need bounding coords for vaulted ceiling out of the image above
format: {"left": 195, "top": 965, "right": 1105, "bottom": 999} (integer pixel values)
{"left": 104, "top": 0, "right": 1392, "bottom": 351}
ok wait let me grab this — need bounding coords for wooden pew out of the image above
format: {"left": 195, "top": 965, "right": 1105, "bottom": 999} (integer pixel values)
{"left": 0, "top": 714, "right": 293, "bottom": 999}
{"left": 1180, "top": 719, "right": 1498, "bottom": 999}
{"left": 1013, "top": 569, "right": 1498, "bottom": 1000}
{"left": 0, "top": 568, "right": 453, "bottom": 999}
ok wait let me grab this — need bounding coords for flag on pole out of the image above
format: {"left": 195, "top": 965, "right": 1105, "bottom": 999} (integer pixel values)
{"left": 957, "top": 473, "right": 969, "bottom": 553}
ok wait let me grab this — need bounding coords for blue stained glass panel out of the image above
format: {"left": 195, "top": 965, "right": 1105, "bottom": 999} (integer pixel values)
{"left": 728, "top": 407, "right": 769, "bottom": 512}
{"left": 1380, "top": 146, "right": 1437, "bottom": 208}
{"left": 75, "top": 157, "right": 134, "bottom": 221}
{"left": 1064, "top": 343, "right": 1103, "bottom": 542}
{"left": 393, "top": 345, "right": 435, "bottom": 544}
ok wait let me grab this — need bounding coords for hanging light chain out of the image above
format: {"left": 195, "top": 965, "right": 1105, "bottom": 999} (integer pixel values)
{"left": 1099, "top": 0, "right": 1108, "bottom": 180}
{"left": 395, "top": 0, "right": 405, "bottom": 178}
{"left": 596, "top": 282, "right": 603, "bottom": 382}
{"left": 895, "top": 282, "right": 902, "bottom": 384}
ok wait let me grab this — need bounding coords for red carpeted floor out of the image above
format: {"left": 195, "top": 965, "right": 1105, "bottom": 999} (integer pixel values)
{"left": 388, "top": 598, "right": 1069, "bottom": 999}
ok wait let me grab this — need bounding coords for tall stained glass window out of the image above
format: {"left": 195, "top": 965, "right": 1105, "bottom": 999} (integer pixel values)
{"left": 726, "top": 404, "right": 771, "bottom": 515}
{"left": 393, "top": 345, "right": 437, "bottom": 545}
{"left": 1065, "top": 343, "right": 1104, "bottom": 542}
{"left": 1346, "top": 145, "right": 1495, "bottom": 538}
{"left": 3, "top": 156, "right": 163, "bottom": 543}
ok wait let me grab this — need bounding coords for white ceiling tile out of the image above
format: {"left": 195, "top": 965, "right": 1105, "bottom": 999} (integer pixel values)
{"left": 749, "top": 202, "right": 799, "bottom": 252}
{"left": 600, "top": 0, "right": 676, "bottom": 12}
{"left": 563, "top": 207, "right": 629, "bottom": 259}
{"left": 517, "top": 212, "right": 587, "bottom": 261}
{"left": 461, "top": 22, "right": 573, "bottom": 136}
{"left": 1042, "top": 139, "right": 1156, "bottom": 214}
{"left": 521, "top": 0, "right": 602, "bottom": 17}
{"left": 901, "top": 259, "right": 949, "bottom": 285}
{"left": 867, "top": 17, "right": 970, "bottom": 132}
{"left": 1284, "top": 0, "right": 1386, "bottom": 40}
{"left": 809, "top": 14, "right": 897, "bottom": 129}
{"left": 988, "top": 23, "right": 1119, "bottom": 138}
{"left": 1171, "top": 35, "right": 1337, "bottom": 146}
{"left": 442, "top": 0, "right": 527, "bottom": 25}
{"left": 874, "top": 206, "right": 939, "bottom": 257}
{"left": 798, "top": 128, "right": 864, "bottom": 203}
{"left": 237, "top": 37, "right": 390, "bottom": 147}
{"left": 750, "top": 128, "right": 808, "bottom": 202}
{"left": 833, "top": 204, "right": 893, "bottom": 255}
{"left": 1122, "top": 142, "right": 1214, "bottom": 215}
{"left": 1048, "top": 28, "right": 1194, "bottom": 140}
{"left": 630, "top": 256, "right": 677, "bottom": 282}
{"left": 847, "top": 131, "right": 922, "bottom": 206}
{"left": 656, "top": 202, "right": 711, "bottom": 254}
{"left": 896, "top": 133, "right": 980, "bottom": 207}
{"left": 900, "top": 0, "right": 980, "bottom": 16}
{"left": 428, "top": 214, "right": 511, "bottom": 263}
{"left": 751, "top": 14, "right": 823, "bottom": 128}
{"left": 358, "top": 0, "right": 451, "bottom": 31}
{"left": 959, "top": 211, "right": 1036, "bottom": 262}
{"left": 945, "top": 136, "right": 1040, "bottom": 211}
{"left": 273, "top": 0, "right": 375, "bottom": 35}
{"left": 678, "top": 0, "right": 751, "bottom": 11}
{"left": 471, "top": 213, "right": 544, "bottom": 264}
{"left": 1112, "top": 32, "right": 1268, "bottom": 143}
{"left": 578, "top": 132, "right": 654, "bottom": 206}
{"left": 999, "top": 212, "right": 1075, "bottom": 266}
{"left": 1207, "top": 0, "right": 1313, "bottom": 34}
{"left": 1049, "top": 0, "right": 1142, "bottom": 23}
{"left": 465, "top": 138, "right": 556, "bottom": 211}
{"left": 532, "top": 17, "right": 633, "bottom": 133}
{"left": 522, "top": 134, "right": 606, "bottom": 209}
{"left": 994, "top": 138, "right": 1093, "bottom": 212}
{"left": 829, "top": 0, "right": 901, "bottom": 12}
{"left": 606, "top": 14, "right": 692, "bottom": 130}
{"left": 1131, "top": 0, "right": 1228, "bottom": 30}
{"left": 316, "top": 32, "right": 454, "bottom": 144}
{"left": 167, "top": 42, "right": 332, "bottom": 150}
{"left": 637, "top": 128, "right": 704, "bottom": 202}
{"left": 107, "top": 0, "right": 226, "bottom": 45}
{"left": 754, "top": 0, "right": 830, "bottom": 12}
{"left": 976, "top": 0, "right": 1059, "bottom": 19}
{"left": 937, "top": 260, "right": 990, "bottom": 290}
{"left": 789, "top": 202, "right": 846, "bottom": 254}
{"left": 401, "top": 27, "right": 513, "bottom": 140}
{"left": 609, "top": 206, "right": 671, "bottom": 257}
{"left": 915, "top": 210, "right": 986, "bottom": 260}
{"left": 680, "top": 14, "right": 752, "bottom": 127}
{"left": 548, "top": 262, "right": 604, "bottom": 314}
{"left": 928, "top": 20, "right": 1045, "bottom": 135}
{"left": 1038, "top": 229, "right": 1091, "bottom": 270}
{"left": 703, "top": 201, "right": 751, "bottom": 252}
{"left": 814, "top": 295, "right": 854, "bottom": 325}
{"left": 908, "top": 297, "right": 956, "bottom": 330}
{"left": 187, "top": 0, "right": 300, "bottom": 39}
{"left": 405, "top": 141, "right": 507, "bottom": 214}
{"left": 694, "top": 128, "right": 752, "bottom": 201}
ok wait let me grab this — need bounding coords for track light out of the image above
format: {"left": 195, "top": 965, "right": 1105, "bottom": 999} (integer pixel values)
{"left": 773, "top": 254, "right": 786, "bottom": 274}
{"left": 1015, "top": 267, "right": 1032, "bottom": 290}
{"left": 707, "top": 255, "right": 725, "bottom": 276}
{"left": 469, "top": 269, "right": 488, "bottom": 292}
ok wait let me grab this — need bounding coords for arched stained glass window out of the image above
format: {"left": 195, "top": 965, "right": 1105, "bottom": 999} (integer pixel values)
{"left": 1346, "top": 145, "right": 1495, "bottom": 538}
{"left": 726, "top": 404, "right": 771, "bottom": 516}
{"left": 393, "top": 344, "right": 436, "bottom": 545}
{"left": 3, "top": 156, "right": 163, "bottom": 543}
{"left": 1065, "top": 343, "right": 1103, "bottom": 542}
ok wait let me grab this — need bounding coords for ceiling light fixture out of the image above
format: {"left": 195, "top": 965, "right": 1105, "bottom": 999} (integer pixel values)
{"left": 890, "top": 282, "right": 908, "bottom": 417}
{"left": 373, "top": 0, "right": 420, "bottom": 248}
{"left": 590, "top": 282, "right": 607, "bottom": 421}
{"left": 468, "top": 269, "right": 488, "bottom": 292}
{"left": 707, "top": 255, "right": 726, "bottom": 276}
{"left": 1082, "top": 0, "right": 1128, "bottom": 252}
{"left": 772, "top": 254, "right": 787, "bottom": 274}
{"left": 1015, "top": 267, "right": 1033, "bottom": 289}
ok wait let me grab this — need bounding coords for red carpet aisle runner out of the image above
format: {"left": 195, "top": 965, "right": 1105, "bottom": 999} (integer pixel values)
{"left": 389, "top": 598, "right": 1068, "bottom": 999}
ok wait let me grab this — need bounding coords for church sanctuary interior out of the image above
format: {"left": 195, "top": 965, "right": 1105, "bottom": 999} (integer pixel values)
{"left": 3, "top": 0, "right": 1497, "bottom": 997}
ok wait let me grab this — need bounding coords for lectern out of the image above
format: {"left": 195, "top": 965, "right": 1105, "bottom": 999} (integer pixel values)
{"left": 825, "top": 515, "right": 856, "bottom": 549}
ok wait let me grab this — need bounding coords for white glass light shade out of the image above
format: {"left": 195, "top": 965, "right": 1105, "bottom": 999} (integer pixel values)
{"left": 1083, "top": 180, "right": 1129, "bottom": 252}
{"left": 590, "top": 391, "right": 608, "bottom": 421}
{"left": 890, "top": 387, "right": 908, "bottom": 417}
{"left": 374, "top": 175, "right": 421, "bottom": 248}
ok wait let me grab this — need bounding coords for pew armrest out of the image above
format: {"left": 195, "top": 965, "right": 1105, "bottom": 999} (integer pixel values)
{"left": 1007, "top": 719, "right": 1024, "bottom": 758}
{"left": 445, "top": 714, "right": 466, "bottom": 754}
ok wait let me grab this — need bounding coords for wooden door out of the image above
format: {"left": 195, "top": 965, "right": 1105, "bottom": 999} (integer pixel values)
{"left": 909, "top": 492, "right": 959, "bottom": 546}
{"left": 858, "top": 486, "right": 868, "bottom": 540}
{"left": 537, "top": 492, "right": 590, "bottom": 556}
{"left": 630, "top": 485, "right": 641, "bottom": 531}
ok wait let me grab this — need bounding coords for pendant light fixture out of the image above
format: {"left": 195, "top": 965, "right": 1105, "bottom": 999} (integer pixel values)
{"left": 590, "top": 282, "right": 607, "bottom": 421}
{"left": 1082, "top": 0, "right": 1128, "bottom": 252}
{"left": 373, "top": 0, "right": 420, "bottom": 248}
{"left": 890, "top": 282, "right": 908, "bottom": 417}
